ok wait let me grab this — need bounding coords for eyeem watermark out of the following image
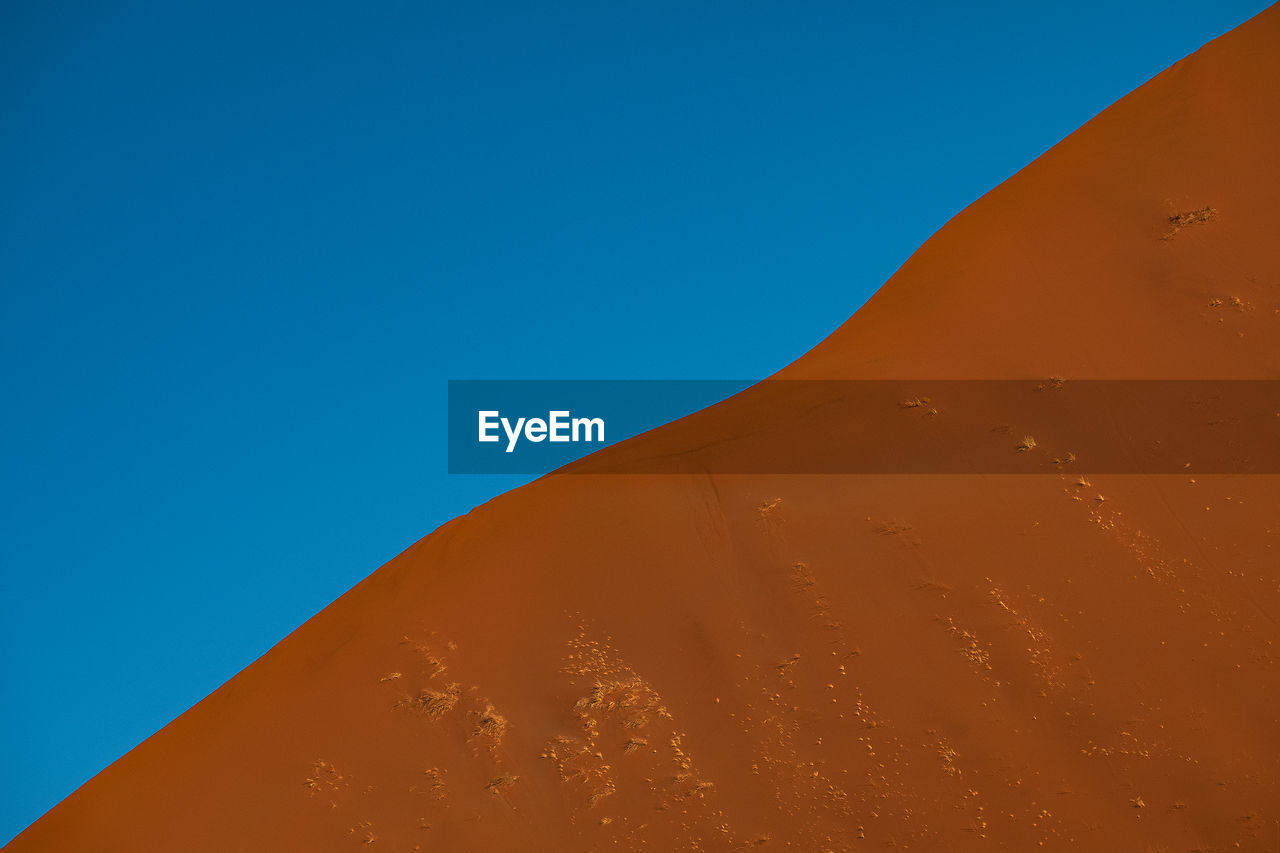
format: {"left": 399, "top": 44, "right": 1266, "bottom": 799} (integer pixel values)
{"left": 478, "top": 410, "right": 605, "bottom": 452}
{"left": 449, "top": 379, "right": 1280, "bottom": 475}
{"left": 448, "top": 379, "right": 751, "bottom": 474}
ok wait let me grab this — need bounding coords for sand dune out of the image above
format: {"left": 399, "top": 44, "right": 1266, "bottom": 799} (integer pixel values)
{"left": 8, "top": 5, "right": 1280, "bottom": 851}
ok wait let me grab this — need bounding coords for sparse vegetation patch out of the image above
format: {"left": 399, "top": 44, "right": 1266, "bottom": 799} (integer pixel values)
{"left": 1163, "top": 206, "right": 1216, "bottom": 239}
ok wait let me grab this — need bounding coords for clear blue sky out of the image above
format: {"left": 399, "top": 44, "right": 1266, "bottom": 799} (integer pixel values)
{"left": 0, "top": 0, "right": 1269, "bottom": 842}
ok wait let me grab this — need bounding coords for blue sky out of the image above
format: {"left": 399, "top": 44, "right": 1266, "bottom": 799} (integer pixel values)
{"left": 0, "top": 0, "right": 1269, "bottom": 842}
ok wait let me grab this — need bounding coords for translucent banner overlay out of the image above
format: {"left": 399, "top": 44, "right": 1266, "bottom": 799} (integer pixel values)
{"left": 448, "top": 380, "right": 1280, "bottom": 475}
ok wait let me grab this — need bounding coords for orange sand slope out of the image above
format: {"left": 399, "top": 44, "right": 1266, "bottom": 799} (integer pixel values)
{"left": 9, "top": 6, "right": 1280, "bottom": 852}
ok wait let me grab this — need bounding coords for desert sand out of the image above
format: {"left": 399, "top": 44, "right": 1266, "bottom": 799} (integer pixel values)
{"left": 8, "top": 5, "right": 1280, "bottom": 851}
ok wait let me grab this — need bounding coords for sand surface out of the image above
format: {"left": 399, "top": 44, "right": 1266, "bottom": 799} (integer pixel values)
{"left": 8, "top": 5, "right": 1280, "bottom": 851}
